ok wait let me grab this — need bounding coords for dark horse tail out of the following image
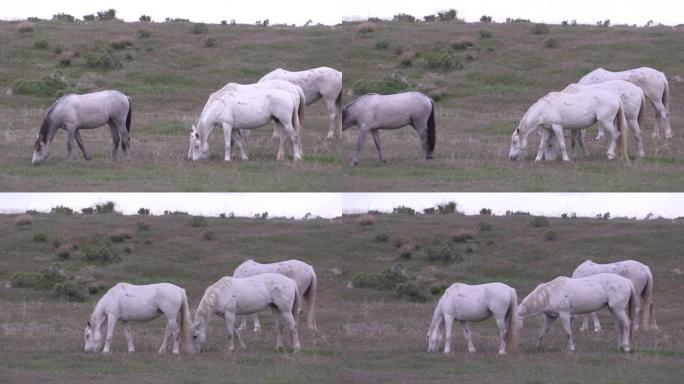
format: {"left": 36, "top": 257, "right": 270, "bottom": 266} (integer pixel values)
{"left": 125, "top": 96, "right": 132, "bottom": 133}
{"left": 427, "top": 99, "right": 436, "bottom": 155}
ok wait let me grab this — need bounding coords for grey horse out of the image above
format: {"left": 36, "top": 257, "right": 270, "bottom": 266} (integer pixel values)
{"left": 32, "top": 90, "right": 132, "bottom": 165}
{"left": 342, "top": 91, "right": 435, "bottom": 166}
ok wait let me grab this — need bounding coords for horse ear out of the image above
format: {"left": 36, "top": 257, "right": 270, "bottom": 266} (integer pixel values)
{"left": 191, "top": 124, "right": 197, "bottom": 133}
{"left": 87, "top": 321, "right": 91, "bottom": 327}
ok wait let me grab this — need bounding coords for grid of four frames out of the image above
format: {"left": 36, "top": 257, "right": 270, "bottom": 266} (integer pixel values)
{"left": 1, "top": 2, "right": 683, "bottom": 384}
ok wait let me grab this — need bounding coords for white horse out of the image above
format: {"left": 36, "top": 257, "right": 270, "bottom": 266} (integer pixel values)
{"left": 427, "top": 282, "right": 518, "bottom": 355}
{"left": 32, "top": 90, "right": 132, "bottom": 164}
{"left": 517, "top": 274, "right": 636, "bottom": 352}
{"left": 260, "top": 67, "right": 343, "bottom": 140}
{"left": 191, "top": 274, "right": 301, "bottom": 353}
{"left": 541, "top": 80, "right": 647, "bottom": 160}
{"left": 509, "top": 90, "right": 628, "bottom": 162}
{"left": 188, "top": 84, "right": 304, "bottom": 162}
{"left": 84, "top": 283, "right": 192, "bottom": 354}
{"left": 579, "top": 67, "right": 671, "bottom": 138}
{"left": 572, "top": 259, "right": 657, "bottom": 332}
{"left": 233, "top": 259, "right": 317, "bottom": 332}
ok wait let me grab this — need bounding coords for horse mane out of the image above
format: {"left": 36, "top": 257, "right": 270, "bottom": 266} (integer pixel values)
{"left": 195, "top": 277, "right": 232, "bottom": 322}
{"left": 342, "top": 93, "right": 378, "bottom": 111}
{"left": 38, "top": 97, "right": 64, "bottom": 142}
{"left": 523, "top": 277, "right": 568, "bottom": 313}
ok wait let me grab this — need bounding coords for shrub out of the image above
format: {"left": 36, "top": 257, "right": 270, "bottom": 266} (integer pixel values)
{"left": 437, "top": 9, "right": 458, "bottom": 22}
{"left": 202, "top": 230, "right": 215, "bottom": 240}
{"left": 54, "top": 280, "right": 89, "bottom": 302}
{"left": 395, "top": 281, "right": 431, "bottom": 302}
{"left": 51, "top": 205, "right": 73, "bottom": 215}
{"left": 479, "top": 29, "right": 493, "bottom": 39}
{"left": 15, "top": 215, "right": 33, "bottom": 226}
{"left": 399, "top": 51, "right": 416, "bottom": 67}
{"left": 139, "top": 15, "right": 151, "bottom": 22}
{"left": 478, "top": 221, "right": 492, "bottom": 232}
{"left": 424, "top": 242, "right": 461, "bottom": 263}
{"left": 423, "top": 207, "right": 436, "bottom": 215}
{"left": 357, "top": 21, "right": 376, "bottom": 33}
{"left": 84, "top": 244, "right": 121, "bottom": 263}
{"left": 83, "top": 14, "right": 96, "bottom": 22}
{"left": 95, "top": 201, "right": 116, "bottom": 214}
{"left": 57, "top": 51, "right": 74, "bottom": 67}
{"left": 17, "top": 22, "right": 35, "bottom": 34}
{"left": 136, "top": 220, "right": 150, "bottom": 231}
{"left": 190, "top": 216, "right": 208, "bottom": 227}
{"left": 137, "top": 28, "right": 152, "bottom": 38}
{"left": 53, "top": 13, "right": 75, "bottom": 22}
{"left": 352, "top": 264, "right": 408, "bottom": 290}
{"left": 430, "top": 283, "right": 449, "bottom": 295}
{"left": 34, "top": 40, "right": 49, "bottom": 49}
{"left": 392, "top": 206, "right": 415, "bottom": 215}
{"left": 452, "top": 229, "right": 474, "bottom": 242}
{"left": 81, "top": 207, "right": 94, "bottom": 214}
{"left": 221, "top": 20, "right": 227, "bottom": 25}
{"left": 12, "top": 71, "right": 74, "bottom": 97}
{"left": 137, "top": 207, "right": 150, "bottom": 215}
{"left": 84, "top": 52, "right": 123, "bottom": 71}
{"left": 33, "top": 233, "right": 47, "bottom": 242}
{"left": 399, "top": 244, "right": 415, "bottom": 259}
{"left": 374, "top": 233, "right": 389, "bottom": 242}
{"left": 451, "top": 39, "right": 475, "bottom": 50}
{"left": 375, "top": 40, "right": 389, "bottom": 50}
{"left": 164, "top": 210, "right": 188, "bottom": 215}
{"left": 436, "top": 202, "right": 457, "bottom": 214}
{"left": 52, "top": 238, "right": 64, "bottom": 248}
{"left": 357, "top": 214, "right": 376, "bottom": 226}
{"left": 97, "top": 9, "right": 117, "bottom": 21}
{"left": 531, "top": 23, "right": 549, "bottom": 35}
{"left": 56, "top": 244, "right": 72, "bottom": 259}
{"left": 480, "top": 208, "right": 492, "bottom": 215}
{"left": 109, "top": 231, "right": 131, "bottom": 243}
{"left": 424, "top": 15, "right": 436, "bottom": 22}
{"left": 353, "top": 73, "right": 411, "bottom": 95}
{"left": 544, "top": 230, "right": 557, "bottom": 241}
{"left": 423, "top": 52, "right": 463, "bottom": 72}
{"left": 191, "top": 23, "right": 209, "bottom": 34}
{"left": 203, "top": 37, "right": 217, "bottom": 48}
{"left": 11, "top": 264, "right": 67, "bottom": 290}
{"left": 393, "top": 13, "right": 416, "bottom": 23}
{"left": 480, "top": 15, "right": 493, "bottom": 23}
{"left": 544, "top": 38, "right": 558, "bottom": 48}
{"left": 531, "top": 216, "right": 549, "bottom": 227}
{"left": 110, "top": 38, "right": 132, "bottom": 50}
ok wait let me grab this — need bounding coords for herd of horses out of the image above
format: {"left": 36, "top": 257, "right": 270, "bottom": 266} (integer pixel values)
{"left": 30, "top": 65, "right": 671, "bottom": 166}
{"left": 83, "top": 258, "right": 657, "bottom": 356}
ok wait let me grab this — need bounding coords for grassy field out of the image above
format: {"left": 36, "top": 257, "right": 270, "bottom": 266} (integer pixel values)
{"left": 0, "top": 19, "right": 683, "bottom": 191}
{"left": 1, "top": 211, "right": 683, "bottom": 383}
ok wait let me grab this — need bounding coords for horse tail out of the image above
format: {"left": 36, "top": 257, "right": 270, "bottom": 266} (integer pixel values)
{"left": 662, "top": 76, "right": 670, "bottom": 116}
{"left": 180, "top": 289, "right": 193, "bottom": 354}
{"left": 303, "top": 268, "right": 318, "bottom": 331}
{"left": 292, "top": 285, "right": 301, "bottom": 323}
{"left": 637, "top": 92, "right": 646, "bottom": 131}
{"left": 641, "top": 267, "right": 655, "bottom": 330}
{"left": 427, "top": 306, "right": 444, "bottom": 352}
{"left": 427, "top": 99, "right": 436, "bottom": 154}
{"left": 627, "top": 281, "right": 637, "bottom": 344}
{"left": 125, "top": 96, "right": 132, "bottom": 133}
{"left": 505, "top": 288, "right": 518, "bottom": 353}
{"left": 297, "top": 89, "right": 306, "bottom": 132}
{"left": 335, "top": 86, "right": 342, "bottom": 133}
{"left": 617, "top": 103, "right": 629, "bottom": 161}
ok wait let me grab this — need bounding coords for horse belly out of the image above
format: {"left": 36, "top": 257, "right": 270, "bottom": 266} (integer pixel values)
{"left": 228, "top": 105, "right": 272, "bottom": 130}
{"left": 567, "top": 285, "right": 607, "bottom": 314}
{"left": 119, "top": 302, "right": 162, "bottom": 321}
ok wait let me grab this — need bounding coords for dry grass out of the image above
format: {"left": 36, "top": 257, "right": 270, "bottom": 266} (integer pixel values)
{"left": 357, "top": 214, "right": 376, "bottom": 226}
{"left": 15, "top": 214, "right": 33, "bottom": 226}
{"left": 16, "top": 21, "right": 34, "bottom": 33}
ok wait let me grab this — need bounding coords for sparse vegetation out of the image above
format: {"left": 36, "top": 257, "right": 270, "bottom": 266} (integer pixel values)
{"left": 392, "top": 206, "right": 416, "bottom": 215}
{"left": 357, "top": 21, "right": 376, "bottom": 34}
{"left": 95, "top": 201, "right": 116, "bottom": 214}
{"left": 110, "top": 38, "right": 133, "bottom": 50}
{"left": 137, "top": 28, "right": 152, "bottom": 38}
{"left": 480, "top": 208, "right": 492, "bottom": 215}
{"left": 190, "top": 216, "right": 208, "bottom": 227}
{"left": 353, "top": 73, "right": 411, "bottom": 95}
{"left": 33, "top": 233, "right": 47, "bottom": 242}
{"left": 479, "top": 29, "right": 493, "bottom": 39}
{"left": 15, "top": 215, "right": 33, "bottom": 226}
{"left": 33, "top": 40, "right": 49, "bottom": 49}
{"left": 357, "top": 214, "right": 376, "bottom": 226}
{"left": 12, "top": 71, "right": 75, "bottom": 97}
{"left": 136, "top": 220, "right": 150, "bottom": 231}
{"left": 374, "top": 233, "right": 389, "bottom": 242}
{"left": 451, "top": 229, "right": 474, "bottom": 242}
{"left": 531, "top": 216, "right": 550, "bottom": 227}
{"left": 424, "top": 241, "right": 461, "bottom": 263}
{"left": 16, "top": 22, "right": 35, "bottom": 34}
{"left": 191, "top": 23, "right": 209, "bottom": 34}
{"left": 544, "top": 230, "right": 557, "bottom": 240}
{"left": 202, "top": 230, "right": 215, "bottom": 240}
{"left": 137, "top": 207, "right": 150, "bottom": 215}
{"left": 83, "top": 244, "right": 122, "bottom": 263}
{"left": 375, "top": 40, "right": 389, "bottom": 50}
{"left": 478, "top": 221, "right": 492, "bottom": 231}
{"left": 84, "top": 51, "right": 124, "bottom": 71}
{"left": 204, "top": 37, "right": 217, "bottom": 47}
{"left": 544, "top": 38, "right": 558, "bottom": 48}
{"left": 531, "top": 23, "right": 550, "bottom": 35}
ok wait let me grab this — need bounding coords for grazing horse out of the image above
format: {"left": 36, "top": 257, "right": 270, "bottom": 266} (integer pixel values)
{"left": 517, "top": 274, "right": 636, "bottom": 352}
{"left": 342, "top": 92, "right": 436, "bottom": 166}
{"left": 508, "top": 90, "right": 629, "bottom": 162}
{"left": 191, "top": 274, "right": 301, "bottom": 353}
{"left": 188, "top": 84, "right": 304, "bottom": 162}
{"left": 32, "top": 90, "right": 132, "bottom": 164}
{"left": 579, "top": 67, "right": 671, "bottom": 138}
{"left": 84, "top": 283, "right": 192, "bottom": 354}
{"left": 427, "top": 282, "right": 518, "bottom": 355}
{"left": 572, "top": 259, "right": 657, "bottom": 332}
{"left": 234, "top": 259, "right": 317, "bottom": 332}
{"left": 259, "top": 67, "right": 343, "bottom": 140}
{"left": 542, "top": 80, "right": 647, "bottom": 160}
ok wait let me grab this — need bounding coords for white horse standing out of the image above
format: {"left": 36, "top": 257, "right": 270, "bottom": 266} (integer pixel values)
{"left": 579, "top": 67, "right": 671, "bottom": 138}
{"left": 508, "top": 90, "right": 628, "bottom": 162}
{"left": 572, "top": 259, "right": 657, "bottom": 332}
{"left": 32, "top": 90, "right": 132, "bottom": 164}
{"left": 517, "top": 274, "right": 636, "bottom": 352}
{"left": 427, "top": 282, "right": 518, "bottom": 355}
{"left": 191, "top": 274, "right": 301, "bottom": 353}
{"left": 260, "top": 67, "right": 343, "bottom": 140}
{"left": 188, "top": 84, "right": 304, "bottom": 162}
{"left": 84, "top": 283, "right": 192, "bottom": 354}
{"left": 233, "top": 259, "right": 317, "bottom": 332}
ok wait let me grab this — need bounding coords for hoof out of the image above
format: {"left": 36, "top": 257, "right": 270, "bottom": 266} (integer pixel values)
{"left": 351, "top": 161, "right": 358, "bottom": 166}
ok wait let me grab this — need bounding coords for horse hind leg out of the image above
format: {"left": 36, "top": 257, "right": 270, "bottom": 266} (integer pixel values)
{"left": 271, "top": 307, "right": 285, "bottom": 350}
{"left": 66, "top": 125, "right": 77, "bottom": 160}
{"left": 559, "top": 312, "right": 576, "bottom": 352}
{"left": 370, "top": 130, "right": 386, "bottom": 163}
{"left": 167, "top": 316, "right": 180, "bottom": 354}
{"left": 123, "top": 321, "right": 135, "bottom": 352}
{"left": 108, "top": 123, "right": 120, "bottom": 161}
{"left": 280, "top": 307, "right": 301, "bottom": 351}
{"left": 324, "top": 97, "right": 338, "bottom": 140}
{"left": 351, "top": 127, "right": 370, "bottom": 166}
{"left": 628, "top": 118, "right": 645, "bottom": 158}
{"left": 495, "top": 316, "right": 508, "bottom": 355}
{"left": 103, "top": 314, "right": 118, "bottom": 353}
{"left": 252, "top": 314, "right": 262, "bottom": 333}
{"left": 600, "top": 118, "right": 619, "bottom": 160}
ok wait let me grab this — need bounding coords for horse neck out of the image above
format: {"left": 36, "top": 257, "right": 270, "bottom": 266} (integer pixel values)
{"left": 195, "top": 279, "right": 230, "bottom": 324}
{"left": 90, "top": 294, "right": 111, "bottom": 329}
{"left": 197, "top": 101, "right": 221, "bottom": 142}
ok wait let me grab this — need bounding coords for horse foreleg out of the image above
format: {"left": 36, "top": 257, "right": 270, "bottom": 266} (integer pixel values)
{"left": 370, "top": 130, "right": 385, "bottom": 163}
{"left": 579, "top": 315, "right": 590, "bottom": 332}
{"left": 443, "top": 313, "right": 454, "bottom": 354}
{"left": 271, "top": 307, "right": 284, "bottom": 350}
{"left": 535, "top": 129, "right": 551, "bottom": 162}
{"left": 73, "top": 130, "right": 92, "bottom": 160}
{"left": 123, "top": 321, "right": 135, "bottom": 353}
{"left": 537, "top": 314, "right": 556, "bottom": 348}
{"left": 351, "top": 128, "right": 370, "bottom": 166}
{"left": 252, "top": 314, "right": 262, "bottom": 333}
{"left": 66, "top": 126, "right": 76, "bottom": 160}
{"left": 601, "top": 119, "right": 619, "bottom": 160}
{"left": 611, "top": 308, "right": 631, "bottom": 352}
{"left": 232, "top": 131, "right": 249, "bottom": 161}
{"left": 590, "top": 312, "right": 602, "bottom": 332}
{"left": 108, "top": 124, "right": 120, "bottom": 161}
{"left": 551, "top": 124, "right": 570, "bottom": 161}
{"left": 461, "top": 321, "right": 476, "bottom": 353}
{"left": 559, "top": 312, "right": 575, "bottom": 352}
{"left": 628, "top": 118, "right": 645, "bottom": 158}
{"left": 495, "top": 317, "right": 508, "bottom": 355}
{"left": 281, "top": 308, "right": 301, "bottom": 351}
{"left": 158, "top": 323, "right": 171, "bottom": 353}
{"left": 103, "top": 314, "right": 118, "bottom": 353}
{"left": 221, "top": 123, "right": 233, "bottom": 162}
{"left": 224, "top": 312, "right": 237, "bottom": 351}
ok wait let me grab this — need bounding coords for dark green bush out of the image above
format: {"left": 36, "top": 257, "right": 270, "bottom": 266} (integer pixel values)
{"left": 12, "top": 71, "right": 74, "bottom": 97}
{"left": 81, "top": 207, "right": 94, "bottom": 214}
{"left": 478, "top": 221, "right": 492, "bottom": 231}
{"left": 375, "top": 40, "right": 389, "bottom": 50}
{"left": 480, "top": 208, "right": 492, "bottom": 215}
{"left": 202, "top": 230, "right": 215, "bottom": 240}
{"left": 191, "top": 23, "right": 209, "bottom": 34}
{"left": 33, "top": 233, "right": 47, "bottom": 242}
{"left": 11, "top": 264, "right": 67, "bottom": 290}
{"left": 451, "top": 40, "right": 474, "bottom": 50}
{"left": 137, "top": 208, "right": 150, "bottom": 215}
{"left": 109, "top": 231, "right": 131, "bottom": 243}
{"left": 84, "top": 52, "right": 123, "bottom": 71}
{"left": 423, "top": 52, "right": 463, "bottom": 71}
{"left": 137, "top": 28, "right": 152, "bottom": 39}
{"left": 54, "top": 280, "right": 89, "bottom": 302}
{"left": 395, "top": 280, "right": 431, "bottom": 302}
{"left": 544, "top": 230, "right": 557, "bottom": 241}
{"left": 34, "top": 40, "right": 49, "bottom": 49}
{"left": 531, "top": 216, "right": 549, "bottom": 227}
{"left": 544, "top": 38, "right": 558, "bottom": 48}
{"left": 352, "top": 73, "right": 411, "bottom": 95}
{"left": 479, "top": 29, "right": 493, "bottom": 38}
{"left": 139, "top": 15, "right": 151, "bottom": 22}
{"left": 95, "top": 201, "right": 116, "bottom": 214}
{"left": 531, "top": 23, "right": 549, "bottom": 35}
{"left": 52, "top": 13, "right": 75, "bottom": 22}
{"left": 190, "top": 216, "right": 208, "bottom": 227}
{"left": 374, "top": 233, "right": 389, "bottom": 242}
{"left": 110, "top": 39, "right": 132, "bottom": 50}
{"left": 204, "top": 37, "right": 217, "bottom": 47}
{"left": 399, "top": 244, "right": 415, "bottom": 259}
{"left": 392, "top": 206, "right": 415, "bottom": 215}
{"left": 424, "top": 242, "right": 461, "bottom": 263}
{"left": 352, "top": 264, "right": 408, "bottom": 290}
{"left": 437, "top": 202, "right": 457, "bottom": 214}
{"left": 452, "top": 229, "right": 474, "bottom": 242}
{"left": 83, "top": 244, "right": 121, "bottom": 263}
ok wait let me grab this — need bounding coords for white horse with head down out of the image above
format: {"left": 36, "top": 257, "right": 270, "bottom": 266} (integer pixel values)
{"left": 84, "top": 283, "right": 192, "bottom": 354}
{"left": 259, "top": 67, "right": 343, "bottom": 140}
{"left": 191, "top": 274, "right": 301, "bottom": 353}
{"left": 234, "top": 259, "right": 317, "bottom": 332}
{"left": 188, "top": 84, "right": 304, "bottom": 162}
{"left": 509, "top": 90, "right": 629, "bottom": 162}
{"left": 427, "top": 282, "right": 518, "bottom": 355}
{"left": 572, "top": 259, "right": 657, "bottom": 332}
{"left": 517, "top": 274, "right": 636, "bottom": 353}
{"left": 579, "top": 67, "right": 671, "bottom": 138}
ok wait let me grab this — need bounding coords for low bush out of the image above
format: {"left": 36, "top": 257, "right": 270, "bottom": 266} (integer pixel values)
{"left": 357, "top": 21, "right": 376, "bottom": 33}
{"left": 399, "top": 243, "right": 415, "bottom": 259}
{"left": 392, "top": 206, "right": 415, "bottom": 215}
{"left": 109, "top": 231, "right": 131, "bottom": 243}
{"left": 95, "top": 201, "right": 116, "bottom": 214}
{"left": 478, "top": 221, "right": 492, "bottom": 231}
{"left": 204, "top": 37, "right": 217, "bottom": 48}
{"left": 137, "top": 28, "right": 152, "bottom": 38}
{"left": 374, "top": 233, "right": 389, "bottom": 242}
{"left": 11, "top": 264, "right": 67, "bottom": 290}
{"left": 137, "top": 207, "right": 150, "bottom": 215}
{"left": 531, "top": 216, "right": 549, "bottom": 227}
{"left": 352, "top": 264, "right": 408, "bottom": 290}
{"left": 12, "top": 71, "right": 74, "bottom": 97}
{"left": 54, "top": 279, "right": 89, "bottom": 302}
{"left": 395, "top": 280, "right": 431, "bottom": 302}
{"left": 15, "top": 215, "right": 33, "bottom": 226}
{"left": 451, "top": 39, "right": 474, "bottom": 50}
{"left": 57, "top": 51, "right": 74, "bottom": 67}
{"left": 357, "top": 214, "right": 376, "bottom": 226}
{"left": 375, "top": 40, "right": 389, "bottom": 50}
{"left": 202, "top": 230, "right": 215, "bottom": 240}
{"left": 424, "top": 242, "right": 461, "bottom": 263}
{"left": 110, "top": 38, "right": 132, "bottom": 50}
{"left": 452, "top": 229, "right": 474, "bottom": 242}
{"left": 33, "top": 233, "right": 47, "bottom": 242}
{"left": 17, "top": 22, "right": 34, "bottom": 34}
{"left": 544, "top": 230, "right": 557, "bottom": 241}
{"left": 53, "top": 13, "right": 75, "bottom": 22}
{"left": 34, "top": 40, "right": 49, "bottom": 49}
{"left": 544, "top": 38, "right": 558, "bottom": 48}
{"left": 83, "top": 244, "right": 122, "bottom": 263}
{"left": 136, "top": 220, "right": 150, "bottom": 231}
{"left": 81, "top": 207, "right": 94, "bottom": 214}
{"left": 139, "top": 15, "right": 152, "bottom": 22}
{"left": 353, "top": 73, "right": 411, "bottom": 95}
{"left": 531, "top": 23, "right": 549, "bottom": 35}
{"left": 399, "top": 51, "right": 416, "bottom": 67}
{"left": 84, "top": 51, "right": 123, "bottom": 71}
{"left": 480, "top": 208, "right": 492, "bottom": 215}
{"left": 56, "top": 244, "right": 72, "bottom": 259}
{"left": 479, "top": 29, "right": 493, "bottom": 39}
{"left": 190, "top": 216, "right": 208, "bottom": 227}
{"left": 423, "top": 51, "right": 463, "bottom": 71}
{"left": 437, "top": 202, "right": 457, "bottom": 214}
{"left": 191, "top": 23, "right": 209, "bottom": 34}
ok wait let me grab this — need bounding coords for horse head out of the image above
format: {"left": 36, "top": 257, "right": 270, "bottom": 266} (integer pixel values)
{"left": 509, "top": 126, "right": 528, "bottom": 161}
{"left": 32, "top": 134, "right": 52, "bottom": 165}
{"left": 84, "top": 320, "right": 103, "bottom": 352}
{"left": 191, "top": 319, "right": 207, "bottom": 353}
{"left": 188, "top": 124, "right": 208, "bottom": 161}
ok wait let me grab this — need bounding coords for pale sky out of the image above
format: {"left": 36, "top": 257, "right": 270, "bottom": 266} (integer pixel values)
{"left": 1, "top": 0, "right": 681, "bottom": 26}
{"left": 1, "top": 193, "right": 683, "bottom": 219}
